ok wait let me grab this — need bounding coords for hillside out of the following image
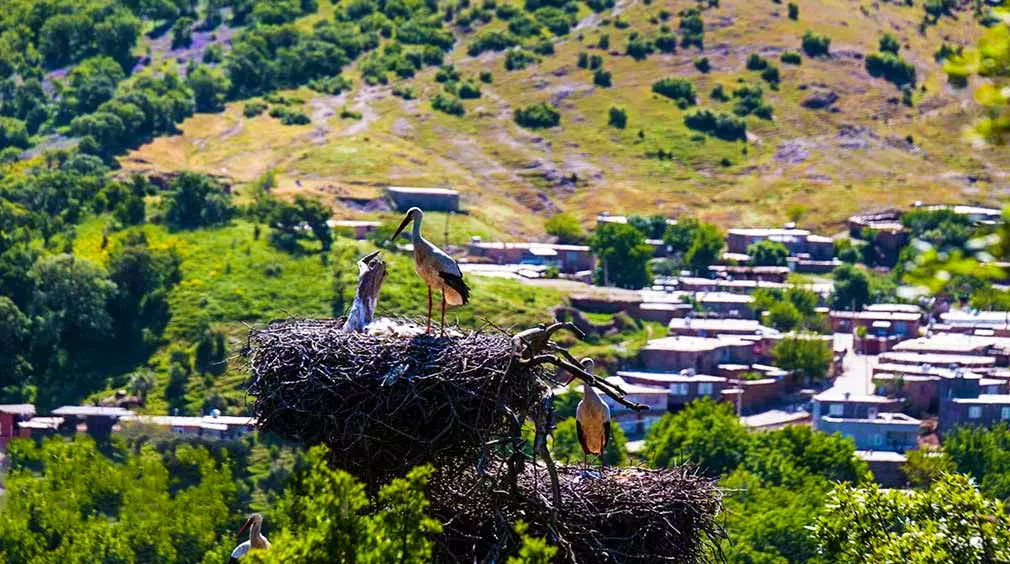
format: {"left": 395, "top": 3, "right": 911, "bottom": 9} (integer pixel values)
{"left": 121, "top": 0, "right": 1003, "bottom": 238}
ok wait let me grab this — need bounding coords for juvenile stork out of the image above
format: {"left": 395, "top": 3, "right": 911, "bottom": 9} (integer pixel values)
{"left": 230, "top": 513, "right": 270, "bottom": 563}
{"left": 574, "top": 358, "right": 612, "bottom": 471}
{"left": 390, "top": 207, "right": 470, "bottom": 335}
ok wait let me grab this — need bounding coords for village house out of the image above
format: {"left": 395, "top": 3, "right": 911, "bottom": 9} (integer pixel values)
{"left": 811, "top": 391, "right": 903, "bottom": 425}
{"left": 329, "top": 219, "right": 381, "bottom": 240}
{"left": 829, "top": 310, "right": 922, "bottom": 338}
{"left": 386, "top": 186, "right": 460, "bottom": 212}
{"left": 940, "top": 395, "right": 1010, "bottom": 433}
{"left": 17, "top": 417, "right": 63, "bottom": 441}
{"left": 847, "top": 209, "right": 908, "bottom": 266}
{"left": 0, "top": 404, "right": 35, "bottom": 449}
{"left": 602, "top": 376, "right": 670, "bottom": 436}
{"left": 693, "top": 292, "right": 755, "bottom": 319}
{"left": 921, "top": 203, "right": 1003, "bottom": 224}
{"left": 877, "top": 351, "right": 996, "bottom": 372}
{"left": 51, "top": 406, "right": 134, "bottom": 441}
{"left": 939, "top": 310, "right": 1010, "bottom": 335}
{"left": 667, "top": 318, "right": 779, "bottom": 338}
{"left": 725, "top": 228, "right": 835, "bottom": 260}
{"left": 119, "top": 413, "right": 256, "bottom": 441}
{"left": 616, "top": 370, "right": 728, "bottom": 410}
{"left": 638, "top": 336, "right": 754, "bottom": 373}
{"left": 817, "top": 411, "right": 921, "bottom": 452}
{"left": 466, "top": 237, "right": 595, "bottom": 274}
{"left": 708, "top": 265, "right": 791, "bottom": 283}
{"left": 635, "top": 302, "right": 694, "bottom": 324}
{"left": 893, "top": 333, "right": 1010, "bottom": 365}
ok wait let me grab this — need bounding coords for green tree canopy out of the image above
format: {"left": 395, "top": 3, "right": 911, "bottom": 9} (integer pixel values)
{"left": 747, "top": 240, "right": 789, "bottom": 267}
{"left": 590, "top": 222, "right": 653, "bottom": 289}
{"left": 644, "top": 397, "right": 750, "bottom": 476}
{"left": 772, "top": 335, "right": 832, "bottom": 385}
{"left": 831, "top": 263, "right": 871, "bottom": 310}
{"left": 544, "top": 212, "right": 586, "bottom": 244}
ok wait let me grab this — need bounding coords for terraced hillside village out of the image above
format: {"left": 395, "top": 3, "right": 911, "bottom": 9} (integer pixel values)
{"left": 117, "top": 0, "right": 1005, "bottom": 238}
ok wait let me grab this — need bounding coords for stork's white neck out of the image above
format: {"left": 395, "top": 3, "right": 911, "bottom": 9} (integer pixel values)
{"left": 412, "top": 213, "right": 424, "bottom": 241}
{"left": 583, "top": 380, "right": 601, "bottom": 405}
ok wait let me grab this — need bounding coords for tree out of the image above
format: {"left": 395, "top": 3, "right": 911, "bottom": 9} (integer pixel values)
{"left": 0, "top": 117, "right": 30, "bottom": 150}
{"left": 514, "top": 102, "right": 560, "bottom": 128}
{"left": 127, "top": 370, "right": 157, "bottom": 405}
{"left": 904, "top": 448, "right": 955, "bottom": 489}
{"left": 171, "top": 17, "right": 196, "bottom": 49}
{"left": 589, "top": 222, "right": 653, "bottom": 289}
{"left": 164, "top": 172, "right": 235, "bottom": 229}
{"left": 551, "top": 416, "right": 629, "bottom": 466}
{"left": 879, "top": 32, "right": 901, "bottom": 54}
{"left": 685, "top": 223, "right": 724, "bottom": 274}
{"left": 743, "top": 425, "right": 866, "bottom": 486}
{"left": 831, "top": 264, "right": 871, "bottom": 310}
{"left": 30, "top": 254, "right": 117, "bottom": 350}
{"left": 801, "top": 30, "right": 831, "bottom": 57}
{"left": 812, "top": 474, "right": 1010, "bottom": 563}
{"left": 644, "top": 397, "right": 751, "bottom": 476}
{"left": 943, "top": 423, "right": 1010, "bottom": 500}
{"left": 187, "top": 65, "right": 231, "bottom": 113}
{"left": 747, "top": 240, "right": 788, "bottom": 267}
{"left": 663, "top": 217, "right": 701, "bottom": 256}
{"left": 545, "top": 213, "right": 586, "bottom": 244}
{"left": 607, "top": 105, "right": 627, "bottom": 128}
{"left": 772, "top": 336, "right": 832, "bottom": 384}
{"left": 945, "top": 18, "right": 1010, "bottom": 143}
{"left": 767, "top": 301, "right": 801, "bottom": 332}
{"left": 0, "top": 297, "right": 32, "bottom": 389}
{"left": 267, "top": 196, "right": 333, "bottom": 253}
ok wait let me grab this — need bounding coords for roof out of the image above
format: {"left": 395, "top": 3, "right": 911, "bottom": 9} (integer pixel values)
{"left": 639, "top": 302, "right": 693, "bottom": 312}
{"left": 806, "top": 234, "right": 834, "bottom": 244}
{"left": 618, "top": 370, "right": 728, "bottom": 384}
{"left": 855, "top": 450, "right": 908, "bottom": 463}
{"left": 469, "top": 241, "right": 591, "bottom": 252}
{"left": 829, "top": 310, "right": 921, "bottom": 322}
{"left": 328, "top": 220, "right": 381, "bottom": 228}
{"left": 642, "top": 336, "right": 751, "bottom": 352}
{"left": 121, "top": 415, "right": 255, "bottom": 427}
{"left": 878, "top": 351, "right": 996, "bottom": 366}
{"left": 923, "top": 204, "right": 1002, "bottom": 218}
{"left": 709, "top": 265, "right": 791, "bottom": 274}
{"left": 941, "top": 310, "right": 1010, "bottom": 326}
{"left": 695, "top": 292, "right": 754, "bottom": 304}
{"left": 668, "top": 318, "right": 774, "bottom": 333}
{"left": 821, "top": 412, "right": 921, "bottom": 425}
{"left": 813, "top": 392, "right": 898, "bottom": 404}
{"left": 893, "top": 333, "right": 1010, "bottom": 354}
{"left": 740, "top": 409, "right": 811, "bottom": 429}
{"left": 387, "top": 186, "right": 459, "bottom": 196}
{"left": 605, "top": 376, "right": 674, "bottom": 395}
{"left": 17, "top": 417, "right": 63, "bottom": 430}
{"left": 0, "top": 404, "right": 36, "bottom": 415}
{"left": 51, "top": 406, "right": 133, "bottom": 417}
{"left": 728, "top": 228, "right": 811, "bottom": 237}
{"left": 951, "top": 394, "right": 1010, "bottom": 405}
{"left": 867, "top": 303, "right": 922, "bottom": 313}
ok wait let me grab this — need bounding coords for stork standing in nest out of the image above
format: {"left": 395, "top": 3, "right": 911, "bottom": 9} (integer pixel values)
{"left": 575, "top": 358, "right": 612, "bottom": 472}
{"left": 390, "top": 207, "right": 470, "bottom": 335}
{"left": 230, "top": 513, "right": 270, "bottom": 562}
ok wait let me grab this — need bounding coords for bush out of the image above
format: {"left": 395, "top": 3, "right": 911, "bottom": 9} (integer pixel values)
{"left": 589, "top": 54, "right": 603, "bottom": 69}
{"left": 655, "top": 33, "right": 677, "bottom": 53}
{"left": 0, "top": 117, "right": 30, "bottom": 149}
{"left": 280, "top": 109, "right": 311, "bottom": 125}
{"left": 879, "top": 32, "right": 901, "bottom": 54}
{"left": 608, "top": 105, "right": 627, "bottom": 128}
{"left": 392, "top": 84, "right": 416, "bottom": 99}
{"left": 577, "top": 52, "right": 589, "bottom": 68}
{"left": 710, "top": 83, "right": 729, "bottom": 101}
{"left": 432, "top": 94, "right": 465, "bottom": 116}
{"left": 652, "top": 78, "right": 696, "bottom": 104}
{"left": 598, "top": 33, "right": 610, "bottom": 49}
{"left": 339, "top": 107, "right": 362, "bottom": 120}
{"left": 732, "top": 84, "right": 768, "bottom": 117}
{"left": 505, "top": 48, "right": 539, "bottom": 71}
{"left": 761, "top": 64, "right": 780, "bottom": 86}
{"left": 593, "top": 68, "right": 612, "bottom": 87}
{"left": 787, "top": 2, "right": 798, "bottom": 19}
{"left": 802, "top": 30, "right": 831, "bottom": 57}
{"left": 680, "top": 8, "right": 704, "bottom": 49}
{"left": 458, "top": 80, "right": 481, "bottom": 99}
{"left": 479, "top": 70, "right": 494, "bottom": 83}
{"left": 684, "top": 109, "right": 747, "bottom": 141}
{"left": 746, "top": 53, "right": 769, "bottom": 70}
{"left": 545, "top": 212, "right": 587, "bottom": 244}
{"left": 694, "top": 57, "right": 710, "bottom": 73}
{"left": 533, "top": 40, "right": 555, "bottom": 55}
{"left": 780, "top": 50, "right": 802, "bottom": 65}
{"left": 514, "top": 102, "right": 560, "bottom": 128}
{"left": 468, "top": 29, "right": 520, "bottom": 56}
{"left": 866, "top": 52, "right": 916, "bottom": 87}
{"left": 164, "top": 172, "right": 234, "bottom": 230}
{"left": 435, "top": 64, "right": 461, "bottom": 83}
{"left": 626, "top": 38, "right": 654, "bottom": 61}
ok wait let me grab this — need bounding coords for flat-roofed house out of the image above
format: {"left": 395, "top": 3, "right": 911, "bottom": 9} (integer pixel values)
{"left": 694, "top": 292, "right": 755, "bottom": 319}
{"left": 602, "top": 376, "right": 669, "bottom": 436}
{"left": 941, "top": 395, "right": 1010, "bottom": 433}
{"left": 119, "top": 414, "right": 256, "bottom": 441}
{"left": 847, "top": 209, "right": 908, "bottom": 266}
{"left": 667, "top": 318, "right": 778, "bottom": 338}
{"left": 466, "top": 238, "right": 595, "bottom": 273}
{"left": 51, "top": 406, "right": 133, "bottom": 441}
{"left": 726, "top": 228, "right": 834, "bottom": 260}
{"left": 17, "top": 417, "right": 63, "bottom": 441}
{"left": 893, "top": 333, "right": 1010, "bottom": 365}
{"left": 829, "top": 310, "right": 921, "bottom": 338}
{"left": 0, "top": 404, "right": 35, "bottom": 449}
{"left": 708, "top": 265, "right": 790, "bottom": 283}
{"left": 817, "top": 412, "right": 921, "bottom": 452}
{"left": 812, "top": 392, "right": 903, "bottom": 427}
{"left": 638, "top": 336, "right": 754, "bottom": 374}
{"left": 386, "top": 186, "right": 460, "bottom": 212}
{"left": 616, "top": 370, "right": 728, "bottom": 410}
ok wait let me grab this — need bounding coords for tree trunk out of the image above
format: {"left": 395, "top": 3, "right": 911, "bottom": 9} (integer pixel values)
{"left": 342, "top": 251, "right": 387, "bottom": 332}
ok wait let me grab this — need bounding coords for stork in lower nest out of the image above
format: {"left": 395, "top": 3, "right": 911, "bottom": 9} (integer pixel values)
{"left": 390, "top": 207, "right": 470, "bottom": 335}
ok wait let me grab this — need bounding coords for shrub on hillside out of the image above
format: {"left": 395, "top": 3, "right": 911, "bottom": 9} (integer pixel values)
{"left": 467, "top": 29, "right": 519, "bottom": 56}
{"left": 608, "top": 105, "right": 628, "bottom": 128}
{"left": 280, "top": 109, "right": 311, "bottom": 125}
{"left": 458, "top": 80, "right": 482, "bottom": 99}
{"left": 710, "top": 83, "right": 729, "bottom": 101}
{"left": 802, "top": 30, "right": 831, "bottom": 57}
{"left": 545, "top": 212, "right": 587, "bottom": 243}
{"left": 694, "top": 57, "right": 711, "bottom": 73}
{"left": 866, "top": 52, "right": 916, "bottom": 87}
{"left": 533, "top": 39, "right": 555, "bottom": 55}
{"left": 505, "top": 48, "right": 539, "bottom": 71}
{"left": 593, "top": 68, "right": 612, "bottom": 87}
{"left": 761, "top": 64, "right": 780, "bottom": 87}
{"left": 514, "top": 102, "right": 560, "bottom": 128}
{"left": 879, "top": 32, "right": 901, "bottom": 54}
{"left": 679, "top": 7, "right": 704, "bottom": 48}
{"left": 781, "top": 50, "right": 802, "bottom": 65}
{"left": 655, "top": 33, "right": 678, "bottom": 53}
{"left": 479, "top": 70, "right": 494, "bottom": 83}
{"left": 598, "top": 33, "right": 610, "bottom": 49}
{"left": 392, "top": 84, "right": 416, "bottom": 99}
{"left": 746, "top": 53, "right": 769, "bottom": 70}
{"left": 626, "top": 38, "right": 654, "bottom": 61}
{"left": 432, "top": 94, "right": 465, "bottom": 116}
{"left": 164, "top": 172, "right": 234, "bottom": 230}
{"left": 684, "top": 109, "right": 747, "bottom": 141}
{"left": 652, "top": 78, "right": 697, "bottom": 104}
{"left": 787, "top": 2, "right": 798, "bottom": 19}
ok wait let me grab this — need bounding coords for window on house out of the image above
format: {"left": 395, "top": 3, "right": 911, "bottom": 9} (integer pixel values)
{"left": 670, "top": 383, "right": 689, "bottom": 396}
{"left": 1002, "top": 407, "right": 1010, "bottom": 420}
{"left": 698, "top": 383, "right": 714, "bottom": 395}
{"left": 828, "top": 403, "right": 844, "bottom": 416}
{"left": 969, "top": 406, "right": 983, "bottom": 419}
{"left": 867, "top": 407, "right": 878, "bottom": 419}
{"left": 871, "top": 433, "right": 883, "bottom": 447}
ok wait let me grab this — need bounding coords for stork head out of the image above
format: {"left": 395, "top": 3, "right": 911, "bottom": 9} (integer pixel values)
{"left": 566, "top": 357, "right": 595, "bottom": 385}
{"left": 390, "top": 207, "right": 423, "bottom": 242}
{"left": 236, "top": 513, "right": 262, "bottom": 539}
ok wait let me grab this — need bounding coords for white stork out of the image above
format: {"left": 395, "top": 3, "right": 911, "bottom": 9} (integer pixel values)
{"left": 574, "top": 358, "right": 612, "bottom": 471}
{"left": 390, "top": 207, "right": 470, "bottom": 335}
{"left": 229, "top": 513, "right": 270, "bottom": 563}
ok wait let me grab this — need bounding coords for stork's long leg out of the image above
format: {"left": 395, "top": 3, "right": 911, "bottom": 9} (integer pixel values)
{"left": 440, "top": 290, "right": 447, "bottom": 336}
{"left": 426, "top": 287, "right": 432, "bottom": 334}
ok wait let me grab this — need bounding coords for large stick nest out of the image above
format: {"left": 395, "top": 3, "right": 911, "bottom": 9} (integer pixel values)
{"left": 245, "top": 319, "right": 550, "bottom": 485}
{"left": 429, "top": 462, "right": 724, "bottom": 564}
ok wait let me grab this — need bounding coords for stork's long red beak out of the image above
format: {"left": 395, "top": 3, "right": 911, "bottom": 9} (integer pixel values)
{"left": 389, "top": 213, "right": 413, "bottom": 242}
{"left": 236, "top": 516, "right": 253, "bottom": 539}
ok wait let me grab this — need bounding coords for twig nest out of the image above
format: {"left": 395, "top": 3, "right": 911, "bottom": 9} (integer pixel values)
{"left": 245, "top": 319, "right": 552, "bottom": 486}
{"left": 429, "top": 463, "right": 724, "bottom": 564}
